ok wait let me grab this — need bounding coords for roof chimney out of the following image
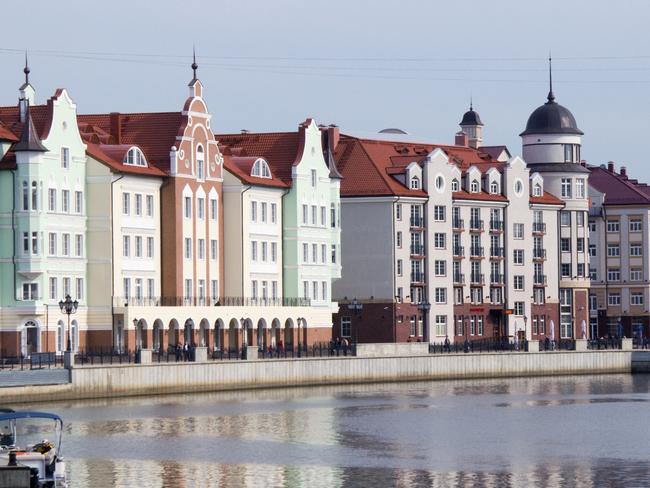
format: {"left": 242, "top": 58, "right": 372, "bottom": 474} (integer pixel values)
{"left": 620, "top": 166, "right": 627, "bottom": 177}
{"left": 327, "top": 125, "right": 340, "bottom": 152}
{"left": 110, "top": 112, "right": 122, "bottom": 144}
{"left": 455, "top": 131, "right": 468, "bottom": 147}
{"left": 607, "top": 161, "right": 615, "bottom": 173}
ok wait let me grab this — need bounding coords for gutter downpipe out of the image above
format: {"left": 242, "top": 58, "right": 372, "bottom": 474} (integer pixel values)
{"left": 110, "top": 174, "right": 125, "bottom": 352}
{"left": 392, "top": 196, "right": 400, "bottom": 343}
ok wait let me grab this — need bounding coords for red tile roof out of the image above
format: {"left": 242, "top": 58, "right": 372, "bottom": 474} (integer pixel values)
{"left": 0, "top": 122, "right": 17, "bottom": 141}
{"left": 0, "top": 104, "right": 52, "bottom": 141}
{"left": 453, "top": 190, "right": 508, "bottom": 202}
{"left": 223, "top": 155, "right": 288, "bottom": 188}
{"left": 588, "top": 164, "right": 650, "bottom": 206}
{"left": 530, "top": 192, "right": 565, "bottom": 206}
{"left": 86, "top": 143, "right": 166, "bottom": 177}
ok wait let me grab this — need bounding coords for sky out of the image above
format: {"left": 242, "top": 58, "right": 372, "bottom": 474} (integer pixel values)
{"left": 2, "top": 0, "right": 650, "bottom": 180}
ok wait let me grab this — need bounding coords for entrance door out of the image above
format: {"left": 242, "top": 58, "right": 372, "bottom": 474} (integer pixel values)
{"left": 22, "top": 321, "right": 39, "bottom": 357}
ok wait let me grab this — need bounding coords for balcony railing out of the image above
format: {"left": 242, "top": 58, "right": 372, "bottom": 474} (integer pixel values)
{"left": 453, "top": 273, "right": 465, "bottom": 285}
{"left": 489, "top": 220, "right": 504, "bottom": 232}
{"left": 470, "top": 246, "right": 484, "bottom": 258}
{"left": 533, "top": 274, "right": 547, "bottom": 286}
{"left": 411, "top": 272, "right": 425, "bottom": 283}
{"left": 532, "top": 222, "right": 546, "bottom": 234}
{"left": 453, "top": 246, "right": 465, "bottom": 257}
{"left": 533, "top": 248, "right": 547, "bottom": 259}
{"left": 114, "top": 296, "right": 312, "bottom": 307}
{"left": 452, "top": 218, "right": 464, "bottom": 230}
{"left": 490, "top": 273, "right": 504, "bottom": 284}
{"left": 469, "top": 219, "right": 484, "bottom": 231}
{"left": 410, "top": 244, "right": 425, "bottom": 256}
{"left": 490, "top": 246, "right": 504, "bottom": 258}
{"left": 410, "top": 216, "right": 424, "bottom": 227}
{"left": 470, "top": 273, "right": 484, "bottom": 285}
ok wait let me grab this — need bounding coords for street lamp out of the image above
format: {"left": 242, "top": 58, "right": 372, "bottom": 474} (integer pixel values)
{"left": 297, "top": 317, "right": 304, "bottom": 357}
{"left": 58, "top": 294, "right": 78, "bottom": 352}
{"left": 417, "top": 300, "right": 431, "bottom": 342}
{"left": 347, "top": 297, "right": 363, "bottom": 344}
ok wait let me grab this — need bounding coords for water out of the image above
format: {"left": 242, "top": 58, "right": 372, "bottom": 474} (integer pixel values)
{"left": 10, "top": 374, "right": 650, "bottom": 487}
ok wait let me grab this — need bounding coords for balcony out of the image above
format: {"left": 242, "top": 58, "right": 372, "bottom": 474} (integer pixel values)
{"left": 532, "top": 222, "right": 546, "bottom": 234}
{"left": 410, "top": 244, "right": 425, "bottom": 256}
{"left": 489, "top": 220, "right": 504, "bottom": 232}
{"left": 452, "top": 218, "right": 464, "bottom": 230}
{"left": 470, "top": 273, "right": 484, "bottom": 285}
{"left": 490, "top": 246, "right": 505, "bottom": 258}
{"left": 533, "top": 274, "right": 547, "bottom": 286}
{"left": 453, "top": 246, "right": 465, "bottom": 258}
{"left": 453, "top": 273, "right": 465, "bottom": 285}
{"left": 490, "top": 273, "right": 504, "bottom": 284}
{"left": 533, "top": 248, "right": 547, "bottom": 260}
{"left": 469, "top": 219, "right": 484, "bottom": 232}
{"left": 411, "top": 271, "right": 425, "bottom": 283}
{"left": 410, "top": 216, "right": 424, "bottom": 228}
{"left": 470, "top": 246, "right": 484, "bottom": 258}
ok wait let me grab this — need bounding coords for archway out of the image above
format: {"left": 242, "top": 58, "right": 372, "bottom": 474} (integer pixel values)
{"left": 21, "top": 320, "right": 40, "bottom": 357}
{"left": 56, "top": 320, "right": 65, "bottom": 354}
{"left": 284, "top": 318, "right": 295, "bottom": 350}
{"left": 214, "top": 318, "right": 225, "bottom": 351}
{"left": 228, "top": 318, "right": 240, "bottom": 351}
{"left": 241, "top": 318, "right": 254, "bottom": 346}
{"left": 152, "top": 319, "right": 164, "bottom": 352}
{"left": 135, "top": 319, "right": 148, "bottom": 349}
{"left": 184, "top": 319, "right": 194, "bottom": 346}
{"left": 298, "top": 317, "right": 308, "bottom": 348}
{"left": 199, "top": 318, "right": 210, "bottom": 347}
{"left": 168, "top": 319, "right": 180, "bottom": 349}
{"left": 257, "top": 318, "right": 268, "bottom": 349}
{"left": 271, "top": 318, "right": 281, "bottom": 348}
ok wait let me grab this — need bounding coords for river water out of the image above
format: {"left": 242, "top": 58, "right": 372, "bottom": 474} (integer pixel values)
{"left": 11, "top": 374, "right": 650, "bottom": 487}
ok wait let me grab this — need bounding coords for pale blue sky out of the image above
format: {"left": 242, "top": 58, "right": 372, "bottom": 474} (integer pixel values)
{"left": 2, "top": 0, "right": 649, "bottom": 180}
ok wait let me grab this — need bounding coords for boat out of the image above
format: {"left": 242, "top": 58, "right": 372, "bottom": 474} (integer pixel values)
{"left": 0, "top": 410, "right": 67, "bottom": 487}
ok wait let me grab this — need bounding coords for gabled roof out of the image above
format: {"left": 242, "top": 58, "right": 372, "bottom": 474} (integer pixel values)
{"left": 588, "top": 164, "right": 650, "bottom": 206}
{"left": 0, "top": 104, "right": 52, "bottom": 141}
{"left": 223, "top": 155, "right": 288, "bottom": 188}
{"left": 0, "top": 122, "right": 17, "bottom": 142}
{"left": 86, "top": 143, "right": 165, "bottom": 177}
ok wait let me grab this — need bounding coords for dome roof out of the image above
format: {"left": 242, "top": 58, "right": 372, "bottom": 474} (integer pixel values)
{"left": 460, "top": 108, "right": 483, "bottom": 126}
{"left": 520, "top": 92, "right": 583, "bottom": 136}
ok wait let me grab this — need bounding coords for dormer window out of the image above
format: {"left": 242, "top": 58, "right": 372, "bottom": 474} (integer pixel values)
{"left": 470, "top": 180, "right": 479, "bottom": 193}
{"left": 124, "top": 148, "right": 147, "bottom": 167}
{"left": 251, "top": 158, "right": 272, "bottom": 179}
{"left": 489, "top": 181, "right": 499, "bottom": 194}
{"left": 196, "top": 145, "right": 205, "bottom": 180}
{"left": 533, "top": 183, "right": 542, "bottom": 197}
{"left": 410, "top": 176, "right": 420, "bottom": 190}
{"left": 451, "top": 179, "right": 459, "bottom": 192}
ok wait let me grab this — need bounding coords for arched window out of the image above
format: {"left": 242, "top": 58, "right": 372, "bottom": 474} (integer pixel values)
{"left": 56, "top": 320, "right": 64, "bottom": 354}
{"left": 451, "top": 179, "right": 459, "bottom": 192}
{"left": 489, "top": 181, "right": 499, "bottom": 194}
{"left": 22, "top": 181, "right": 29, "bottom": 211}
{"left": 251, "top": 159, "right": 271, "bottom": 178}
{"left": 533, "top": 183, "right": 542, "bottom": 197}
{"left": 470, "top": 180, "right": 479, "bottom": 193}
{"left": 123, "top": 147, "right": 147, "bottom": 167}
{"left": 71, "top": 320, "right": 79, "bottom": 353}
{"left": 196, "top": 145, "right": 205, "bottom": 180}
{"left": 31, "top": 181, "right": 38, "bottom": 211}
{"left": 410, "top": 176, "right": 420, "bottom": 190}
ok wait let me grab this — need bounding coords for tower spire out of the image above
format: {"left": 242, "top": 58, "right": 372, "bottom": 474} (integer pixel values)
{"left": 469, "top": 95, "right": 473, "bottom": 111}
{"left": 191, "top": 45, "right": 198, "bottom": 80}
{"left": 547, "top": 53, "right": 555, "bottom": 103}
{"left": 23, "top": 51, "right": 30, "bottom": 86}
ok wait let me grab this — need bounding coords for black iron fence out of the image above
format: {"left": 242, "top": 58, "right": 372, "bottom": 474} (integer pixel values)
{"left": 0, "top": 352, "right": 63, "bottom": 370}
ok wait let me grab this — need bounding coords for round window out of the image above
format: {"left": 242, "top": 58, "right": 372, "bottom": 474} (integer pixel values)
{"left": 514, "top": 179, "right": 524, "bottom": 196}
{"left": 435, "top": 175, "right": 445, "bottom": 193}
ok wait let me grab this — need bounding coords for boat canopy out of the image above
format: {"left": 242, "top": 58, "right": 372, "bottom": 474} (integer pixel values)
{"left": 0, "top": 412, "right": 62, "bottom": 423}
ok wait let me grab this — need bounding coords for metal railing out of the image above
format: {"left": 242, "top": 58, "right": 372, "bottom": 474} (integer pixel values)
{"left": 410, "top": 244, "right": 425, "bottom": 255}
{"left": 533, "top": 222, "right": 546, "bottom": 234}
{"left": 470, "top": 273, "right": 484, "bottom": 285}
{"left": 453, "top": 246, "right": 465, "bottom": 257}
{"left": 470, "top": 246, "right": 484, "bottom": 258}
{"left": 0, "top": 352, "right": 64, "bottom": 371}
{"left": 114, "top": 296, "right": 311, "bottom": 307}
{"left": 490, "top": 273, "right": 504, "bottom": 284}
{"left": 533, "top": 274, "right": 547, "bottom": 286}
{"left": 489, "top": 220, "right": 504, "bottom": 232}
{"left": 533, "top": 248, "right": 547, "bottom": 259}
{"left": 469, "top": 219, "right": 484, "bottom": 231}
{"left": 452, "top": 218, "right": 464, "bottom": 230}
{"left": 410, "top": 216, "right": 424, "bottom": 227}
{"left": 411, "top": 272, "right": 425, "bottom": 283}
{"left": 453, "top": 273, "right": 465, "bottom": 285}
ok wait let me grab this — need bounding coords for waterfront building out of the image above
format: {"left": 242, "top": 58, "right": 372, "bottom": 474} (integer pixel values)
{"left": 0, "top": 65, "right": 91, "bottom": 356}
{"left": 588, "top": 162, "right": 650, "bottom": 340}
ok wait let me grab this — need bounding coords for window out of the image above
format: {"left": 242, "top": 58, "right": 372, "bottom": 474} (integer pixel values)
{"left": 410, "top": 176, "right": 420, "bottom": 190}
{"left": 211, "top": 239, "right": 217, "bottom": 260}
{"left": 252, "top": 241, "right": 258, "bottom": 261}
{"left": 303, "top": 281, "right": 309, "bottom": 299}
{"left": 576, "top": 212, "right": 584, "bottom": 227}
{"left": 630, "top": 220, "right": 642, "bottom": 232}
{"left": 62, "top": 234, "right": 70, "bottom": 256}
{"left": 311, "top": 205, "right": 317, "bottom": 225}
{"left": 589, "top": 244, "right": 596, "bottom": 257}
{"left": 270, "top": 203, "right": 276, "bottom": 223}
{"left": 184, "top": 238, "right": 192, "bottom": 259}
{"left": 341, "top": 317, "right": 351, "bottom": 338}
{"left": 435, "top": 288, "right": 446, "bottom": 304}
{"left": 331, "top": 244, "right": 337, "bottom": 264}
{"left": 49, "top": 277, "right": 57, "bottom": 300}
{"left": 210, "top": 199, "right": 218, "bottom": 221}
{"left": 561, "top": 238, "right": 571, "bottom": 252}
{"left": 630, "top": 244, "right": 642, "bottom": 256}
{"left": 147, "top": 237, "right": 154, "bottom": 258}
{"left": 135, "top": 194, "right": 142, "bottom": 216}
{"left": 251, "top": 201, "right": 257, "bottom": 222}
{"left": 590, "top": 268, "right": 597, "bottom": 280}
{"left": 434, "top": 233, "right": 445, "bottom": 249}
{"left": 123, "top": 236, "right": 130, "bottom": 257}
{"left": 311, "top": 169, "right": 317, "bottom": 187}
{"left": 312, "top": 281, "right": 318, "bottom": 301}
{"left": 146, "top": 195, "right": 154, "bottom": 217}
{"left": 513, "top": 249, "right": 524, "bottom": 265}
{"left": 48, "top": 189, "right": 56, "bottom": 212}
{"left": 575, "top": 178, "right": 585, "bottom": 198}
{"left": 75, "top": 235, "right": 83, "bottom": 257}
{"left": 198, "top": 280, "right": 205, "bottom": 300}
{"left": 589, "top": 220, "right": 596, "bottom": 232}
{"left": 321, "top": 244, "right": 327, "bottom": 264}
{"left": 561, "top": 263, "right": 571, "bottom": 277}
{"left": 514, "top": 302, "right": 524, "bottom": 316}
{"left": 561, "top": 178, "right": 572, "bottom": 198}
{"left": 61, "top": 147, "right": 69, "bottom": 169}
{"left": 607, "top": 245, "right": 620, "bottom": 257}
{"left": 261, "top": 202, "right": 267, "bottom": 223}
{"left": 477, "top": 316, "right": 484, "bottom": 336}
{"left": 396, "top": 231, "right": 402, "bottom": 248}
{"left": 576, "top": 238, "right": 584, "bottom": 253}
{"left": 263, "top": 242, "right": 269, "bottom": 262}
{"left": 251, "top": 159, "right": 271, "bottom": 178}
{"left": 577, "top": 263, "right": 585, "bottom": 277}
{"left": 302, "top": 243, "right": 308, "bottom": 262}
{"left": 211, "top": 280, "right": 219, "bottom": 299}
{"left": 185, "top": 279, "right": 193, "bottom": 299}
{"left": 533, "top": 183, "right": 542, "bottom": 197}
{"left": 451, "top": 179, "right": 459, "bottom": 192}
{"left": 22, "top": 232, "right": 28, "bottom": 254}
{"left": 184, "top": 196, "right": 192, "bottom": 218}
{"left": 331, "top": 203, "right": 337, "bottom": 228}
{"left": 606, "top": 220, "right": 620, "bottom": 233}
{"left": 470, "top": 180, "right": 479, "bottom": 193}
{"left": 322, "top": 281, "right": 328, "bottom": 301}
{"left": 198, "top": 239, "right": 205, "bottom": 260}
{"left": 608, "top": 293, "right": 621, "bottom": 306}
{"left": 63, "top": 277, "right": 71, "bottom": 296}
{"left": 434, "top": 205, "right": 445, "bottom": 221}
{"left": 122, "top": 193, "right": 130, "bottom": 215}
{"left": 320, "top": 206, "right": 326, "bottom": 226}
{"left": 607, "top": 269, "right": 620, "bottom": 281}
{"left": 48, "top": 233, "right": 57, "bottom": 255}
{"left": 197, "top": 198, "right": 205, "bottom": 219}
{"left": 631, "top": 293, "right": 644, "bottom": 306}
{"left": 30, "top": 182, "right": 37, "bottom": 211}
{"left": 62, "top": 190, "right": 70, "bottom": 213}
{"left": 435, "top": 260, "right": 446, "bottom": 276}
{"left": 196, "top": 145, "right": 204, "bottom": 180}
{"left": 560, "top": 211, "right": 571, "bottom": 227}
{"left": 124, "top": 147, "right": 146, "bottom": 166}
{"left": 590, "top": 294, "right": 598, "bottom": 310}
{"left": 397, "top": 259, "right": 403, "bottom": 276}
{"left": 302, "top": 205, "right": 308, "bottom": 224}
{"left": 76, "top": 278, "right": 84, "bottom": 301}
{"left": 135, "top": 236, "right": 142, "bottom": 257}
{"left": 311, "top": 243, "right": 317, "bottom": 263}
{"left": 395, "top": 203, "right": 402, "bottom": 220}
{"left": 148, "top": 279, "right": 155, "bottom": 298}
{"left": 631, "top": 268, "right": 643, "bottom": 281}
{"left": 514, "top": 275, "right": 524, "bottom": 290}
{"left": 22, "top": 182, "right": 28, "bottom": 211}
{"left": 513, "top": 223, "right": 524, "bottom": 239}
{"left": 435, "top": 316, "right": 447, "bottom": 337}
{"left": 22, "top": 283, "right": 38, "bottom": 300}
{"left": 271, "top": 242, "right": 277, "bottom": 262}
{"left": 490, "top": 181, "right": 499, "bottom": 194}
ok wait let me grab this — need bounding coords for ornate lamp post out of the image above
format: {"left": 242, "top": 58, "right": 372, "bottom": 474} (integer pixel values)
{"left": 297, "top": 317, "right": 305, "bottom": 357}
{"left": 417, "top": 300, "right": 431, "bottom": 342}
{"left": 58, "top": 294, "right": 78, "bottom": 352}
{"left": 347, "top": 297, "right": 363, "bottom": 344}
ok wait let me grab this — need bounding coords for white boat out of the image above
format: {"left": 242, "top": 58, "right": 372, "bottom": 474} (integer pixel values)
{"left": 0, "top": 410, "right": 67, "bottom": 487}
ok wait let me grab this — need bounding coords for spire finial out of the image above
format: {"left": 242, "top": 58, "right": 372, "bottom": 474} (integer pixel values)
{"left": 24, "top": 51, "right": 30, "bottom": 85}
{"left": 547, "top": 52, "right": 555, "bottom": 103}
{"left": 469, "top": 95, "right": 473, "bottom": 111}
{"left": 191, "top": 45, "right": 198, "bottom": 80}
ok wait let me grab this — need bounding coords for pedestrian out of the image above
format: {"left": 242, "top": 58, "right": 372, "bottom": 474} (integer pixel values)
{"left": 444, "top": 335, "right": 450, "bottom": 353}
{"left": 278, "top": 339, "right": 284, "bottom": 354}
{"left": 183, "top": 342, "right": 189, "bottom": 361}
{"left": 544, "top": 337, "right": 550, "bottom": 351}
{"left": 175, "top": 343, "right": 181, "bottom": 361}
